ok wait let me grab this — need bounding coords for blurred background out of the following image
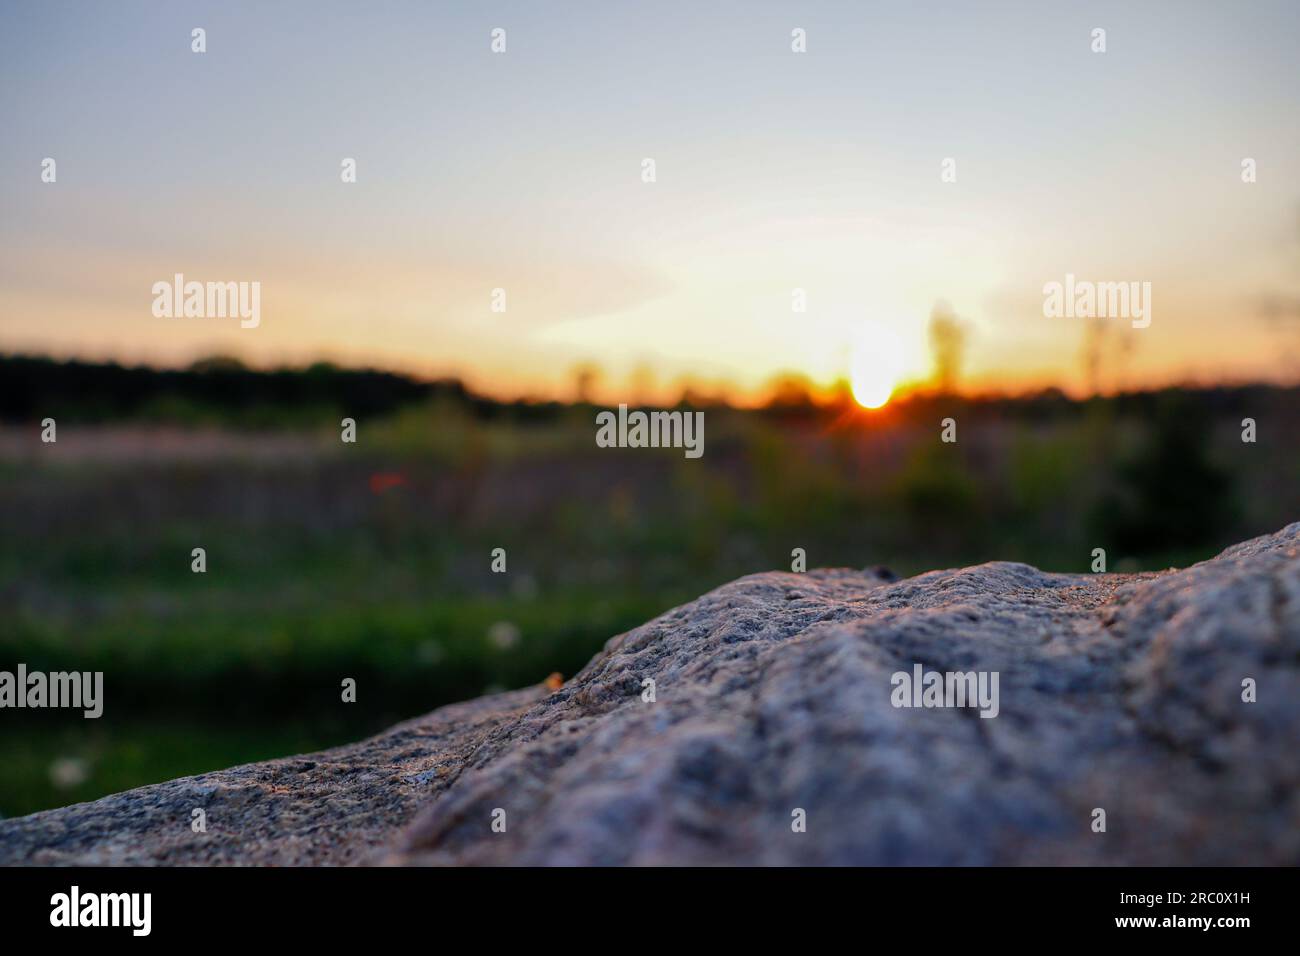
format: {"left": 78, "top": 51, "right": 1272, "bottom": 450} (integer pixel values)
{"left": 2, "top": 353, "right": 1296, "bottom": 815}
{"left": 2, "top": 1, "right": 1299, "bottom": 814}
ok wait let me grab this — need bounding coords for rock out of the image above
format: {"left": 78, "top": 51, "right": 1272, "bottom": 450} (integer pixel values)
{"left": 2, "top": 524, "right": 1297, "bottom": 865}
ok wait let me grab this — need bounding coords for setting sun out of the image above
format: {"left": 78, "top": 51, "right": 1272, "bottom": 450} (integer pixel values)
{"left": 850, "top": 323, "right": 905, "bottom": 409}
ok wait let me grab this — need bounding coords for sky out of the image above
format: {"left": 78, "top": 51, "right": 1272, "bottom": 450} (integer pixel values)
{"left": 2, "top": 0, "right": 1299, "bottom": 403}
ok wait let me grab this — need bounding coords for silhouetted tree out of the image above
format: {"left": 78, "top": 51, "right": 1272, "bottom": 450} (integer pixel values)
{"left": 928, "top": 301, "right": 968, "bottom": 394}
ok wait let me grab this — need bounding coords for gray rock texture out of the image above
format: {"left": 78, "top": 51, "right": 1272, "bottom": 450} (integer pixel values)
{"left": 3, "top": 523, "right": 1298, "bottom": 865}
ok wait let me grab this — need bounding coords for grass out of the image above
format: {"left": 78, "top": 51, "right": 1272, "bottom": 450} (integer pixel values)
{"left": 1, "top": 721, "right": 348, "bottom": 819}
{"left": 2, "top": 398, "right": 1292, "bottom": 815}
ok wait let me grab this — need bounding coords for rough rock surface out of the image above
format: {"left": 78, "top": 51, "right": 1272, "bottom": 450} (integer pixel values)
{"left": 3, "top": 524, "right": 1298, "bottom": 866}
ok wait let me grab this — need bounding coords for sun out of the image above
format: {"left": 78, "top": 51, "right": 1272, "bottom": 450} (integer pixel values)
{"left": 849, "top": 322, "right": 905, "bottom": 409}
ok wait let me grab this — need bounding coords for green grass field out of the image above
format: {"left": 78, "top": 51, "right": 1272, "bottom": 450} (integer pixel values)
{"left": 2, "top": 393, "right": 1295, "bottom": 816}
